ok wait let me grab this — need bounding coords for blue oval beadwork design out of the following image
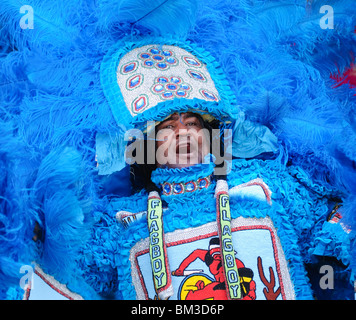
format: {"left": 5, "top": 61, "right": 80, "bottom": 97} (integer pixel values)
{"left": 173, "top": 183, "right": 183, "bottom": 194}
{"left": 175, "top": 90, "right": 187, "bottom": 97}
{"left": 153, "top": 55, "right": 164, "bottom": 61}
{"left": 153, "top": 84, "right": 164, "bottom": 93}
{"left": 166, "top": 84, "right": 178, "bottom": 91}
{"left": 183, "top": 56, "right": 201, "bottom": 67}
{"left": 162, "top": 50, "right": 172, "bottom": 56}
{"left": 132, "top": 95, "right": 148, "bottom": 112}
{"left": 144, "top": 60, "right": 154, "bottom": 67}
{"left": 162, "top": 91, "right": 174, "bottom": 99}
{"left": 198, "top": 178, "right": 209, "bottom": 189}
{"left": 200, "top": 89, "right": 218, "bottom": 101}
{"left": 121, "top": 61, "right": 137, "bottom": 74}
{"left": 187, "top": 70, "right": 206, "bottom": 81}
{"left": 170, "top": 76, "right": 181, "bottom": 84}
{"left": 163, "top": 183, "right": 171, "bottom": 195}
{"left": 180, "top": 84, "right": 191, "bottom": 90}
{"left": 185, "top": 182, "right": 196, "bottom": 192}
{"left": 166, "top": 57, "right": 176, "bottom": 64}
{"left": 128, "top": 75, "right": 142, "bottom": 89}
{"left": 157, "top": 77, "right": 168, "bottom": 83}
{"left": 150, "top": 48, "right": 160, "bottom": 54}
{"left": 156, "top": 62, "right": 168, "bottom": 70}
{"left": 139, "top": 53, "right": 151, "bottom": 59}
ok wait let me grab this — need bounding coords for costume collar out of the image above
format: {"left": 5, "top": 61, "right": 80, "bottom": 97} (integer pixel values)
{"left": 150, "top": 155, "right": 215, "bottom": 196}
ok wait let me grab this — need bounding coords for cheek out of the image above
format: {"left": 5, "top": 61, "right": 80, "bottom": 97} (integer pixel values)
{"left": 155, "top": 139, "right": 163, "bottom": 150}
{"left": 156, "top": 128, "right": 174, "bottom": 140}
{"left": 190, "top": 131, "right": 209, "bottom": 152}
{"left": 156, "top": 130, "right": 173, "bottom": 147}
{"left": 156, "top": 131, "right": 175, "bottom": 158}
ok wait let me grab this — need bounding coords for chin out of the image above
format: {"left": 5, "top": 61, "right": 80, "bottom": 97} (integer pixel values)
{"left": 166, "top": 154, "right": 202, "bottom": 169}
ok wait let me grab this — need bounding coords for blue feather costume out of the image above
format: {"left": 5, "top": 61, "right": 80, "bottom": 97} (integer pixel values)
{"left": 0, "top": 0, "right": 355, "bottom": 300}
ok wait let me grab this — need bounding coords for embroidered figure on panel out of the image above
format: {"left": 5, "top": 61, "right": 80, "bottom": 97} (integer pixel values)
{"left": 257, "top": 256, "right": 281, "bottom": 300}
{"left": 172, "top": 237, "right": 256, "bottom": 300}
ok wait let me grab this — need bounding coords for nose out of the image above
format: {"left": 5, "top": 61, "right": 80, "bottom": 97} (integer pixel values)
{"left": 175, "top": 119, "right": 188, "bottom": 131}
{"left": 175, "top": 121, "right": 190, "bottom": 139}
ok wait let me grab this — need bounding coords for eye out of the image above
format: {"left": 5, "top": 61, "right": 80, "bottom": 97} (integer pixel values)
{"left": 157, "top": 122, "right": 175, "bottom": 130}
{"left": 185, "top": 121, "right": 198, "bottom": 127}
{"left": 163, "top": 124, "right": 174, "bottom": 129}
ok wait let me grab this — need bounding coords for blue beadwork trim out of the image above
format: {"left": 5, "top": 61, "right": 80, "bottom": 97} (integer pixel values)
{"left": 161, "top": 175, "right": 212, "bottom": 196}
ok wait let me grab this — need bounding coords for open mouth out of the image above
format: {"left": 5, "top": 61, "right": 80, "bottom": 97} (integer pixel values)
{"left": 176, "top": 142, "right": 191, "bottom": 154}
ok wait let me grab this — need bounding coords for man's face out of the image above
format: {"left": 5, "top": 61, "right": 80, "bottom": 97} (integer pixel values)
{"left": 155, "top": 113, "right": 210, "bottom": 169}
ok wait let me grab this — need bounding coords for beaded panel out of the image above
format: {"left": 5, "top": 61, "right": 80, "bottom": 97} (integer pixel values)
{"left": 129, "top": 217, "right": 296, "bottom": 300}
{"left": 116, "top": 45, "right": 220, "bottom": 116}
